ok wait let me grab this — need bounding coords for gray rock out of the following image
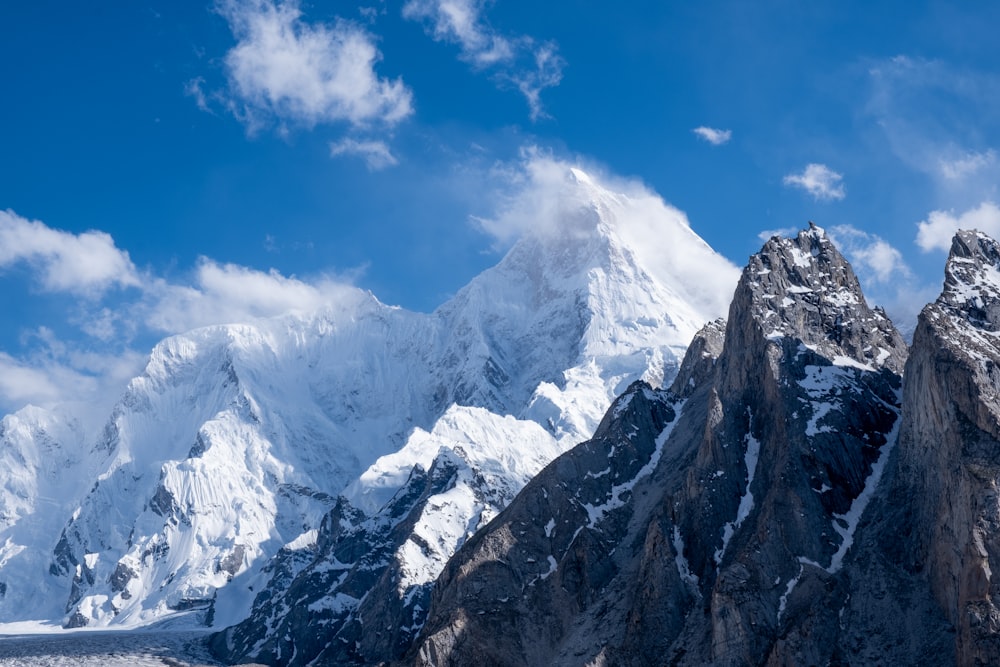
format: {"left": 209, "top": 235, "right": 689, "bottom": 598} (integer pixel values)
{"left": 885, "top": 229, "right": 1000, "bottom": 664}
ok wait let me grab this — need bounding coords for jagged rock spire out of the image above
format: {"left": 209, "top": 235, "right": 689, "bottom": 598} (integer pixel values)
{"left": 892, "top": 229, "right": 1000, "bottom": 664}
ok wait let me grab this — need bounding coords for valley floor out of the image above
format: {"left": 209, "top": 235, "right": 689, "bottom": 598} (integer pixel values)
{"left": 0, "top": 627, "right": 226, "bottom": 667}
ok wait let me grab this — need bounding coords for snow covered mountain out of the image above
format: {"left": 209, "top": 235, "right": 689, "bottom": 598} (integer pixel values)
{"left": 0, "top": 166, "right": 739, "bottom": 636}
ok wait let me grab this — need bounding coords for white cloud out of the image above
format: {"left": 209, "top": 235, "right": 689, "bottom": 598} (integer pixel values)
{"left": 142, "top": 258, "right": 365, "bottom": 334}
{"left": 693, "top": 126, "right": 732, "bottom": 146}
{"left": 510, "top": 41, "right": 563, "bottom": 121}
{"left": 828, "top": 225, "right": 912, "bottom": 284}
{"left": 403, "top": 0, "right": 513, "bottom": 66}
{"left": 402, "top": 0, "right": 564, "bottom": 120}
{"left": 184, "top": 77, "right": 211, "bottom": 113}
{"left": 867, "top": 56, "right": 1000, "bottom": 193}
{"left": 783, "top": 163, "right": 846, "bottom": 201}
{"left": 0, "top": 341, "right": 147, "bottom": 432}
{"left": 219, "top": 0, "right": 412, "bottom": 131}
{"left": 938, "top": 149, "right": 996, "bottom": 181}
{"left": 330, "top": 138, "right": 399, "bottom": 170}
{"left": 826, "top": 224, "right": 935, "bottom": 338}
{"left": 915, "top": 201, "right": 1000, "bottom": 252}
{"left": 0, "top": 210, "right": 139, "bottom": 296}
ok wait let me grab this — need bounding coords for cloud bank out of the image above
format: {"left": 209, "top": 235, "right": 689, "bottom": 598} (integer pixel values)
{"left": 0, "top": 208, "right": 366, "bottom": 426}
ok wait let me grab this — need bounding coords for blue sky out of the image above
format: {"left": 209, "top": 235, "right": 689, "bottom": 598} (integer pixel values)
{"left": 2, "top": 0, "right": 1000, "bottom": 422}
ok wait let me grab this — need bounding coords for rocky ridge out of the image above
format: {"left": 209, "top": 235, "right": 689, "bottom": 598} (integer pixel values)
{"left": 408, "top": 224, "right": 963, "bottom": 665}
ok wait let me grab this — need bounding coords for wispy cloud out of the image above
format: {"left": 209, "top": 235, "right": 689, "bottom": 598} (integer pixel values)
{"left": 184, "top": 77, "right": 212, "bottom": 113}
{"left": 756, "top": 227, "right": 800, "bottom": 243}
{"left": 510, "top": 41, "right": 563, "bottom": 121}
{"left": 915, "top": 201, "right": 1000, "bottom": 252}
{"left": 214, "top": 0, "right": 412, "bottom": 132}
{"left": 783, "top": 163, "right": 846, "bottom": 201}
{"left": 403, "top": 0, "right": 513, "bottom": 66}
{"left": 937, "top": 149, "right": 996, "bottom": 181}
{"left": 0, "top": 210, "right": 139, "bottom": 296}
{"left": 693, "top": 126, "right": 732, "bottom": 146}
{"left": 330, "top": 138, "right": 399, "bottom": 170}
{"left": 867, "top": 56, "right": 1000, "bottom": 194}
{"left": 402, "top": 0, "right": 564, "bottom": 120}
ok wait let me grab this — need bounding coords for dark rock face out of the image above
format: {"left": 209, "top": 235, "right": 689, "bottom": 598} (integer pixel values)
{"left": 410, "top": 225, "right": 911, "bottom": 665}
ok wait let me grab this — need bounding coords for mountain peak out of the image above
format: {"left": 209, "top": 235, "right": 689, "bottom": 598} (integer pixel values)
{"left": 939, "top": 229, "right": 1000, "bottom": 329}
{"left": 731, "top": 225, "right": 906, "bottom": 373}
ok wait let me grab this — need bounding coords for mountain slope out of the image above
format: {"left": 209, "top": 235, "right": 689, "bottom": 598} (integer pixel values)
{"left": 410, "top": 224, "right": 911, "bottom": 665}
{"left": 0, "top": 165, "right": 739, "bottom": 640}
{"left": 0, "top": 407, "right": 90, "bottom": 621}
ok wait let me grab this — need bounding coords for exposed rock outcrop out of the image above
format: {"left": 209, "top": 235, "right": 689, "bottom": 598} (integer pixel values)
{"left": 891, "top": 230, "right": 1000, "bottom": 664}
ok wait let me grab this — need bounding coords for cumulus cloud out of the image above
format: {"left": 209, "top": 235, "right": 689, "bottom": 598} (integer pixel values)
{"left": 142, "top": 259, "right": 366, "bottom": 334}
{"left": 828, "top": 225, "right": 912, "bottom": 284}
{"left": 0, "top": 210, "right": 139, "bottom": 296}
{"left": 783, "top": 163, "right": 846, "bottom": 201}
{"left": 330, "top": 138, "right": 399, "bottom": 170}
{"left": 218, "top": 0, "right": 412, "bottom": 131}
{"left": 402, "top": 0, "right": 564, "bottom": 120}
{"left": 693, "top": 126, "right": 732, "bottom": 146}
{"left": 915, "top": 201, "right": 1000, "bottom": 252}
